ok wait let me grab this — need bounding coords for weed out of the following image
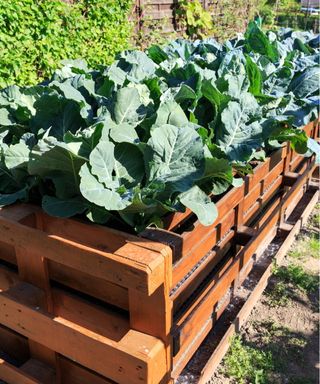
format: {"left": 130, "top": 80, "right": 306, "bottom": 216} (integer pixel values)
{"left": 223, "top": 335, "right": 273, "bottom": 384}
{"left": 273, "top": 264, "right": 318, "bottom": 293}
{"left": 288, "top": 233, "right": 320, "bottom": 260}
{"left": 311, "top": 213, "right": 320, "bottom": 228}
{"left": 308, "top": 234, "right": 320, "bottom": 259}
{"left": 266, "top": 281, "right": 290, "bottom": 307}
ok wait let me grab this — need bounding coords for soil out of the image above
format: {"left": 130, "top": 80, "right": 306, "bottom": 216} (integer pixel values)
{"left": 177, "top": 204, "right": 320, "bottom": 384}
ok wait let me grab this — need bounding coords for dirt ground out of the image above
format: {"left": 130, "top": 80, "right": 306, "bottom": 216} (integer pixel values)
{"left": 178, "top": 204, "right": 319, "bottom": 384}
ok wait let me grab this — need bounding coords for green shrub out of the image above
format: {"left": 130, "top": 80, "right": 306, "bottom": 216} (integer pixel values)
{"left": 0, "top": 0, "right": 133, "bottom": 88}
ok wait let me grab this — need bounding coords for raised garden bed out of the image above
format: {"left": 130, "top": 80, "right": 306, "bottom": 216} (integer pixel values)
{"left": 0, "top": 120, "right": 318, "bottom": 384}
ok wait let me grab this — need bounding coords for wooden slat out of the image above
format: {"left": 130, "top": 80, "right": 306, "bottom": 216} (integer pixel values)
{"left": 0, "top": 359, "right": 42, "bottom": 384}
{"left": 198, "top": 187, "right": 319, "bottom": 384}
{"left": 172, "top": 241, "right": 232, "bottom": 314}
{"left": 41, "top": 213, "right": 170, "bottom": 257}
{"left": 171, "top": 161, "right": 314, "bottom": 376}
{"left": 0, "top": 214, "right": 165, "bottom": 295}
{"left": 49, "top": 262, "right": 129, "bottom": 310}
{"left": 0, "top": 282, "right": 167, "bottom": 384}
{"left": 59, "top": 357, "right": 115, "bottom": 384}
{"left": 20, "top": 359, "right": 55, "bottom": 384}
{"left": 172, "top": 209, "right": 235, "bottom": 287}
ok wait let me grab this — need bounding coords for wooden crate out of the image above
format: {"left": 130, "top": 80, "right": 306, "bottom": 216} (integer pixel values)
{"left": 0, "top": 121, "right": 318, "bottom": 384}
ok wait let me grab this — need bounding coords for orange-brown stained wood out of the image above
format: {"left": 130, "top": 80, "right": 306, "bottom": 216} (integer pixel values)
{"left": 0, "top": 241, "right": 16, "bottom": 265}
{"left": 172, "top": 209, "right": 235, "bottom": 288}
{"left": 41, "top": 213, "right": 171, "bottom": 257}
{"left": 0, "top": 282, "right": 167, "bottom": 384}
{"left": 20, "top": 359, "right": 55, "bottom": 384}
{"left": 243, "top": 176, "right": 283, "bottom": 223}
{"left": 58, "top": 357, "right": 116, "bottom": 384}
{"left": 172, "top": 213, "right": 279, "bottom": 374}
{"left": 129, "top": 237, "right": 173, "bottom": 382}
{"left": 49, "top": 261, "right": 129, "bottom": 310}
{"left": 0, "top": 265, "right": 19, "bottom": 292}
{"left": 0, "top": 214, "right": 164, "bottom": 295}
{"left": 172, "top": 241, "right": 232, "bottom": 314}
{"left": 0, "top": 359, "right": 43, "bottom": 384}
{"left": 198, "top": 187, "right": 319, "bottom": 384}
{"left": 52, "top": 288, "right": 129, "bottom": 341}
{"left": 172, "top": 164, "right": 314, "bottom": 373}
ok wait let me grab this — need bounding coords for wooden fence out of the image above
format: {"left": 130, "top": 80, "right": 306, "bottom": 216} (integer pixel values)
{"left": 135, "top": 0, "right": 256, "bottom": 37}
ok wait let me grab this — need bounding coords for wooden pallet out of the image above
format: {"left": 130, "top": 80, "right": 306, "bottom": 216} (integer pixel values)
{"left": 197, "top": 182, "right": 319, "bottom": 384}
{"left": 0, "top": 121, "right": 318, "bottom": 384}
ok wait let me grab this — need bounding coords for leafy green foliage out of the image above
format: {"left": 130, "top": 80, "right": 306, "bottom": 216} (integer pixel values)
{"left": 0, "top": 23, "right": 319, "bottom": 232}
{"left": 273, "top": 264, "right": 319, "bottom": 292}
{"left": 223, "top": 335, "right": 273, "bottom": 384}
{"left": 0, "top": 0, "right": 133, "bottom": 88}
{"left": 176, "top": 0, "right": 213, "bottom": 39}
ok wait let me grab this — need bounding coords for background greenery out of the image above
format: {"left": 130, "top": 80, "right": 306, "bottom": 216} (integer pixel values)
{"left": 0, "top": 0, "right": 318, "bottom": 88}
{"left": 0, "top": 0, "right": 133, "bottom": 88}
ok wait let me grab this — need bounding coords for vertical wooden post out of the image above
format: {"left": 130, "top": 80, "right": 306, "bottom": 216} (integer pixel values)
{"left": 128, "top": 245, "right": 173, "bottom": 383}
{"left": 14, "top": 212, "right": 58, "bottom": 378}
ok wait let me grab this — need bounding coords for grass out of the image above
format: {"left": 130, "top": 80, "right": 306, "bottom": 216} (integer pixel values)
{"left": 266, "top": 280, "right": 290, "bottom": 307}
{"left": 273, "top": 264, "right": 318, "bottom": 293}
{"left": 288, "top": 233, "right": 320, "bottom": 260}
{"left": 223, "top": 321, "right": 311, "bottom": 384}
{"left": 223, "top": 335, "right": 273, "bottom": 384}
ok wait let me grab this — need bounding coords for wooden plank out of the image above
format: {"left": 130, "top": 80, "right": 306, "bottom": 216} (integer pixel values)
{"left": 172, "top": 210, "right": 235, "bottom": 287}
{"left": 59, "top": 357, "right": 115, "bottom": 384}
{"left": 129, "top": 243, "right": 172, "bottom": 382}
{"left": 0, "top": 359, "right": 42, "bottom": 384}
{"left": 0, "top": 204, "right": 39, "bottom": 223}
{"left": 244, "top": 176, "right": 283, "bottom": 223}
{"left": 52, "top": 288, "right": 129, "bottom": 341}
{"left": 0, "top": 282, "right": 167, "bottom": 384}
{"left": 234, "top": 226, "right": 256, "bottom": 246}
{"left": 41, "top": 213, "right": 170, "bottom": 257}
{"left": 0, "top": 215, "right": 165, "bottom": 295}
{"left": 140, "top": 228, "right": 183, "bottom": 264}
{"left": 49, "top": 261, "right": 129, "bottom": 310}
{"left": 172, "top": 241, "right": 232, "bottom": 314}
{"left": 243, "top": 158, "right": 284, "bottom": 211}
{"left": 198, "top": 188, "right": 319, "bottom": 384}
{"left": 20, "top": 359, "right": 55, "bottom": 384}
{"left": 0, "top": 264, "right": 19, "bottom": 292}
{"left": 172, "top": 162, "right": 314, "bottom": 374}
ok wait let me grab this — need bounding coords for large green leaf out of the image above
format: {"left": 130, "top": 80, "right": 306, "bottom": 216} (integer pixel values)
{"left": 153, "top": 100, "right": 189, "bottom": 129}
{"left": 0, "top": 187, "right": 28, "bottom": 207}
{"left": 109, "top": 123, "right": 139, "bottom": 144}
{"left": 89, "top": 140, "right": 116, "bottom": 186}
{"left": 4, "top": 142, "right": 29, "bottom": 170}
{"left": 245, "top": 22, "right": 279, "bottom": 63}
{"left": 79, "top": 163, "right": 130, "bottom": 211}
{"left": 245, "top": 55, "right": 262, "bottom": 95}
{"left": 113, "top": 87, "right": 146, "bottom": 126}
{"left": 114, "top": 143, "right": 144, "bottom": 187}
{"left": 289, "top": 67, "right": 320, "bottom": 98}
{"left": 179, "top": 185, "right": 218, "bottom": 226}
{"left": 216, "top": 101, "right": 262, "bottom": 161}
{"left": 147, "top": 124, "right": 205, "bottom": 194}
{"left": 199, "top": 157, "right": 233, "bottom": 195}
{"left": 29, "top": 139, "right": 86, "bottom": 198}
